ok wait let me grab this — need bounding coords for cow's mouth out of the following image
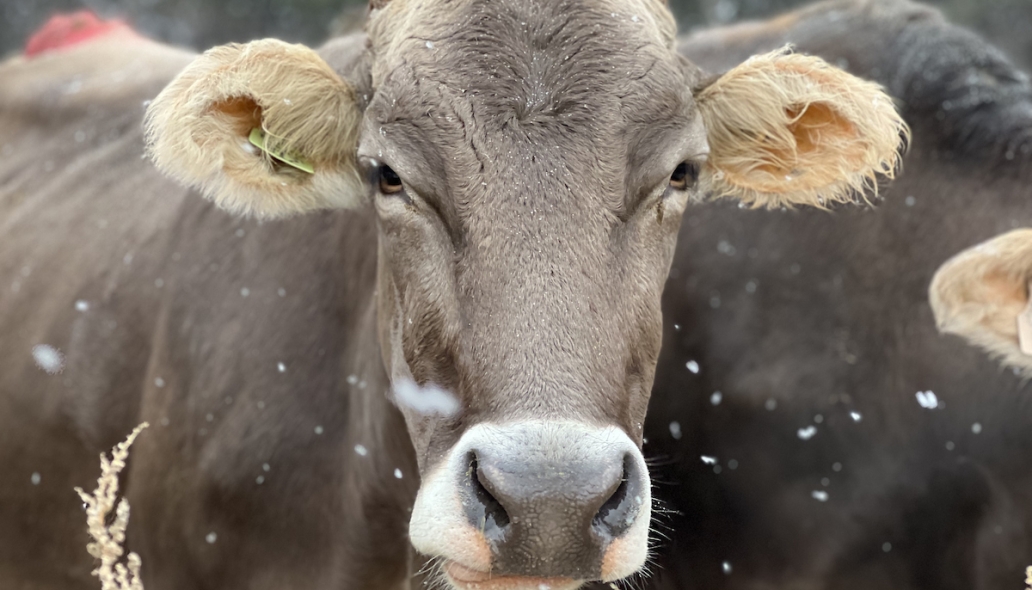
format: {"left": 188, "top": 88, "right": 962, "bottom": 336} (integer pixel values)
{"left": 443, "top": 560, "right": 580, "bottom": 590}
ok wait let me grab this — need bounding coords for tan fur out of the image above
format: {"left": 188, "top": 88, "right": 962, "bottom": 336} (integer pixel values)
{"left": 930, "top": 229, "right": 1032, "bottom": 376}
{"left": 697, "top": 47, "right": 908, "bottom": 209}
{"left": 144, "top": 39, "right": 365, "bottom": 219}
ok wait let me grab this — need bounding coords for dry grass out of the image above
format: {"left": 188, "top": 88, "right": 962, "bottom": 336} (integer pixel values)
{"left": 74, "top": 423, "right": 149, "bottom": 590}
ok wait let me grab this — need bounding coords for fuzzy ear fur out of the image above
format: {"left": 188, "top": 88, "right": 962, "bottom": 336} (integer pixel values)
{"left": 930, "top": 229, "right": 1032, "bottom": 376}
{"left": 696, "top": 47, "right": 908, "bottom": 209}
{"left": 144, "top": 39, "right": 364, "bottom": 218}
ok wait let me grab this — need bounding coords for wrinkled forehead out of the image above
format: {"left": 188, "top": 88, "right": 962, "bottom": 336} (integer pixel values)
{"left": 365, "top": 0, "right": 690, "bottom": 120}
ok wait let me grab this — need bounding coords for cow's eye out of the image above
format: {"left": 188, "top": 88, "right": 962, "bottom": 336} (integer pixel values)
{"left": 669, "top": 161, "right": 700, "bottom": 190}
{"left": 378, "top": 165, "right": 404, "bottom": 194}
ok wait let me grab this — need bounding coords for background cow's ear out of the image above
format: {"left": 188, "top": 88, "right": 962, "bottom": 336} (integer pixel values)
{"left": 695, "top": 48, "right": 907, "bottom": 209}
{"left": 930, "top": 229, "right": 1032, "bottom": 375}
{"left": 145, "top": 39, "right": 364, "bottom": 219}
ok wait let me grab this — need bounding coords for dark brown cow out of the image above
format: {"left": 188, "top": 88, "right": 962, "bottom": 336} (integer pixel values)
{"left": 643, "top": 1, "right": 1032, "bottom": 588}
{"left": 0, "top": 3, "right": 905, "bottom": 590}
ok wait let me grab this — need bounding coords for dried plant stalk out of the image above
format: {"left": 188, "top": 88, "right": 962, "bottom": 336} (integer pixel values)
{"left": 74, "top": 423, "right": 149, "bottom": 590}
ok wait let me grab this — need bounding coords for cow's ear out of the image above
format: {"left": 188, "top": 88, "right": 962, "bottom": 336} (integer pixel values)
{"left": 695, "top": 48, "right": 907, "bottom": 209}
{"left": 145, "top": 39, "right": 364, "bottom": 219}
{"left": 930, "top": 229, "right": 1032, "bottom": 375}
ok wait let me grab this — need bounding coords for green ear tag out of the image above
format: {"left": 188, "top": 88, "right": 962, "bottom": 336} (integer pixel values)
{"left": 248, "top": 128, "right": 315, "bottom": 174}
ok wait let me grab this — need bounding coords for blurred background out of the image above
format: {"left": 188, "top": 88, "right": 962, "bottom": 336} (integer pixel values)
{"left": 2, "top": 0, "right": 1030, "bottom": 70}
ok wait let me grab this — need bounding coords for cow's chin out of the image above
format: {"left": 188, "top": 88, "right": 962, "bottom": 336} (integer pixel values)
{"left": 443, "top": 561, "right": 582, "bottom": 590}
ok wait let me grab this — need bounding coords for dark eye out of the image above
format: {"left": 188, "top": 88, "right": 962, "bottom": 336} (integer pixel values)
{"left": 669, "top": 161, "right": 699, "bottom": 190}
{"left": 378, "top": 165, "right": 404, "bottom": 194}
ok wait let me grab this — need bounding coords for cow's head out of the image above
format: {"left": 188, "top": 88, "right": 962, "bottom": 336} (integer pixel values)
{"left": 145, "top": 0, "right": 904, "bottom": 587}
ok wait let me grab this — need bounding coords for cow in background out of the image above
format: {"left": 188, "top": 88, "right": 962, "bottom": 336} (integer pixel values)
{"left": 0, "top": 1, "right": 904, "bottom": 589}
{"left": 645, "top": 1, "right": 1032, "bottom": 588}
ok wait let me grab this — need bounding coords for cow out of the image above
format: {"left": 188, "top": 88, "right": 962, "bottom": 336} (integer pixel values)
{"left": 0, "top": 2, "right": 905, "bottom": 589}
{"left": 641, "top": 1, "right": 1032, "bottom": 588}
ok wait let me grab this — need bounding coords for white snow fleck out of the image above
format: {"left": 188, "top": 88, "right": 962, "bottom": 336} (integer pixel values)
{"left": 686, "top": 360, "right": 700, "bottom": 374}
{"left": 392, "top": 378, "right": 460, "bottom": 417}
{"left": 154, "top": 377, "right": 165, "bottom": 388}
{"left": 745, "top": 280, "right": 757, "bottom": 294}
{"left": 905, "top": 195, "right": 916, "bottom": 207}
{"left": 971, "top": 422, "right": 982, "bottom": 434}
{"left": 205, "top": 532, "right": 217, "bottom": 544}
{"left": 915, "top": 390, "right": 939, "bottom": 409}
{"left": 722, "top": 561, "right": 732, "bottom": 574}
{"left": 277, "top": 362, "right": 286, "bottom": 373}
{"left": 75, "top": 300, "right": 90, "bottom": 312}
{"left": 710, "top": 391, "right": 722, "bottom": 405}
{"left": 669, "top": 421, "right": 682, "bottom": 440}
{"left": 821, "top": 477, "right": 830, "bottom": 486}
{"left": 850, "top": 411, "right": 862, "bottom": 422}
{"left": 882, "top": 542, "right": 892, "bottom": 552}
{"left": 277, "top": 288, "right": 286, "bottom": 297}
{"left": 832, "top": 462, "right": 842, "bottom": 472}
{"left": 354, "top": 444, "right": 368, "bottom": 456}
{"left": 346, "top": 374, "right": 359, "bottom": 385}
{"left": 240, "top": 287, "right": 250, "bottom": 297}
{"left": 256, "top": 475, "right": 264, "bottom": 485}
{"left": 32, "top": 345, "right": 64, "bottom": 374}
{"left": 811, "top": 490, "right": 829, "bottom": 502}
{"left": 813, "top": 414, "right": 824, "bottom": 424}
{"left": 394, "top": 468, "right": 403, "bottom": 479}
{"left": 701, "top": 455, "right": 717, "bottom": 465}
{"left": 425, "top": 40, "right": 434, "bottom": 49}
{"left": 30, "top": 472, "right": 41, "bottom": 485}
{"left": 765, "top": 398, "right": 777, "bottom": 411}
{"left": 314, "top": 425, "right": 324, "bottom": 435}
{"left": 262, "top": 463, "right": 270, "bottom": 472}
{"left": 797, "top": 426, "right": 817, "bottom": 440}
{"left": 727, "top": 459, "right": 738, "bottom": 470}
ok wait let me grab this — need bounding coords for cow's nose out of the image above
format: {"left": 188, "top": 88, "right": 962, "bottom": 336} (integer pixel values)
{"left": 460, "top": 439, "right": 646, "bottom": 578}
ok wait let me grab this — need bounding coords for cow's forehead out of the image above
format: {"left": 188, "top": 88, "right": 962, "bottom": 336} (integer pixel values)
{"left": 367, "top": 0, "right": 684, "bottom": 104}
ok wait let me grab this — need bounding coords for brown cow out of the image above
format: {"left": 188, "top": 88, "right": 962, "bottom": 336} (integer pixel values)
{"left": 0, "top": 2, "right": 903, "bottom": 589}
{"left": 642, "top": 1, "right": 1032, "bottom": 588}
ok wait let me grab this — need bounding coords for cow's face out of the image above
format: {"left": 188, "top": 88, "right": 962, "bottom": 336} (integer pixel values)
{"left": 145, "top": 0, "right": 905, "bottom": 586}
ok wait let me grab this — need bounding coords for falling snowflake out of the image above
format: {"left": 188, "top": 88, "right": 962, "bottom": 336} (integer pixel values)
{"left": 392, "top": 378, "right": 460, "bottom": 417}
{"left": 797, "top": 426, "right": 817, "bottom": 440}
{"left": 32, "top": 344, "right": 64, "bottom": 374}
{"left": 915, "top": 390, "right": 939, "bottom": 409}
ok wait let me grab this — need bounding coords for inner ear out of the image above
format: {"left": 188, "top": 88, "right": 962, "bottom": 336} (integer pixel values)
{"left": 210, "top": 96, "right": 261, "bottom": 138}
{"left": 785, "top": 103, "right": 858, "bottom": 159}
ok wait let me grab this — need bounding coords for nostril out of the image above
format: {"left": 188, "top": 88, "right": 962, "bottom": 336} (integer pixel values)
{"left": 592, "top": 454, "right": 642, "bottom": 540}
{"left": 465, "top": 452, "right": 511, "bottom": 540}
